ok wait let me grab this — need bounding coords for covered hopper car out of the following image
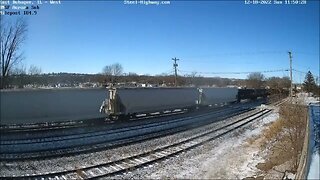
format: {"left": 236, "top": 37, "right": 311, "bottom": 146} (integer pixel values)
{"left": 103, "top": 87, "right": 199, "bottom": 119}
{"left": 199, "top": 87, "right": 239, "bottom": 106}
{"left": 100, "top": 87, "right": 249, "bottom": 120}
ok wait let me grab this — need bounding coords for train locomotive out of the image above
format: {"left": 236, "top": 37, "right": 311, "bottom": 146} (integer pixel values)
{"left": 100, "top": 87, "right": 268, "bottom": 120}
{"left": 237, "top": 88, "right": 268, "bottom": 102}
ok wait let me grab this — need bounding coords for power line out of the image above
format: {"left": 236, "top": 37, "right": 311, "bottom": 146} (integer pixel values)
{"left": 178, "top": 69, "right": 288, "bottom": 75}
{"left": 293, "top": 69, "right": 309, "bottom": 74}
{"left": 182, "top": 51, "right": 286, "bottom": 59}
{"left": 293, "top": 69, "right": 320, "bottom": 79}
{"left": 294, "top": 51, "right": 320, "bottom": 56}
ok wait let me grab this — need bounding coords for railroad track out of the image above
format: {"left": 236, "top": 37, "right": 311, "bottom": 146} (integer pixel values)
{"left": 269, "top": 98, "right": 288, "bottom": 106}
{"left": 1, "top": 108, "right": 272, "bottom": 179}
{"left": 0, "top": 99, "right": 286, "bottom": 179}
{"left": 0, "top": 99, "right": 275, "bottom": 161}
{"left": 2, "top": 100, "right": 268, "bottom": 142}
{"left": 1, "top": 105, "right": 252, "bottom": 160}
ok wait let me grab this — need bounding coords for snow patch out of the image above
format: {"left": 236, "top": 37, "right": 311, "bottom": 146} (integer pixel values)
{"left": 147, "top": 111, "right": 279, "bottom": 179}
{"left": 297, "top": 93, "right": 320, "bottom": 105}
{"left": 200, "top": 113, "right": 278, "bottom": 179}
{"left": 307, "top": 152, "right": 320, "bottom": 179}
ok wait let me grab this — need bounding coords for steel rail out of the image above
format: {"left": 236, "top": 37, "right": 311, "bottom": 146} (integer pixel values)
{"left": 1, "top": 107, "right": 252, "bottom": 161}
{"left": 0, "top": 109, "right": 272, "bottom": 179}
{"left": 2, "top": 100, "right": 266, "bottom": 142}
{"left": 1, "top": 106, "right": 242, "bottom": 145}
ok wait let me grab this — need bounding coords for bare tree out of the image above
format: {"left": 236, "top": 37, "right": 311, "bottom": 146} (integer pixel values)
{"left": 246, "top": 72, "right": 265, "bottom": 88}
{"left": 1, "top": 17, "right": 28, "bottom": 88}
{"left": 267, "top": 76, "right": 290, "bottom": 92}
{"left": 102, "top": 63, "right": 123, "bottom": 85}
{"left": 28, "top": 65, "right": 42, "bottom": 75}
{"left": 11, "top": 64, "right": 27, "bottom": 75}
{"left": 127, "top": 72, "right": 138, "bottom": 76}
{"left": 102, "top": 63, "right": 123, "bottom": 76}
{"left": 111, "top": 63, "right": 123, "bottom": 77}
{"left": 185, "top": 71, "right": 198, "bottom": 87}
{"left": 10, "top": 64, "right": 27, "bottom": 88}
{"left": 102, "top": 65, "right": 112, "bottom": 76}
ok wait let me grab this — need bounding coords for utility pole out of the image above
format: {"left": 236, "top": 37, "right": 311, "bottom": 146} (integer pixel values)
{"left": 172, "top": 57, "right": 179, "bottom": 87}
{"left": 288, "top": 51, "right": 293, "bottom": 97}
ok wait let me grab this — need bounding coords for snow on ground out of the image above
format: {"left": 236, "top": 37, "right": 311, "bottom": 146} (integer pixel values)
{"left": 307, "top": 103, "right": 320, "bottom": 179}
{"left": 199, "top": 112, "right": 278, "bottom": 179}
{"left": 0, "top": 107, "right": 262, "bottom": 177}
{"left": 308, "top": 152, "right": 320, "bottom": 179}
{"left": 297, "top": 93, "right": 320, "bottom": 105}
{"left": 297, "top": 93, "right": 320, "bottom": 180}
{"left": 140, "top": 110, "right": 280, "bottom": 179}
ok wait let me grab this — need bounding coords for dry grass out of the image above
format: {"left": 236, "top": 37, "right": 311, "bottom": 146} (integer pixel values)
{"left": 246, "top": 137, "right": 257, "bottom": 145}
{"left": 75, "top": 167, "right": 86, "bottom": 178}
{"left": 258, "top": 102, "right": 308, "bottom": 173}
{"left": 245, "top": 134, "right": 263, "bottom": 147}
{"left": 263, "top": 118, "right": 283, "bottom": 140}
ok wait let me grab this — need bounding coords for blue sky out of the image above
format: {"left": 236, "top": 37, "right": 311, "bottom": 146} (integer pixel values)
{"left": 8, "top": 0, "right": 320, "bottom": 82}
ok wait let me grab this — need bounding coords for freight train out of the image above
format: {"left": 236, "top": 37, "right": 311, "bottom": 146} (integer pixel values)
{"left": 100, "top": 87, "right": 269, "bottom": 120}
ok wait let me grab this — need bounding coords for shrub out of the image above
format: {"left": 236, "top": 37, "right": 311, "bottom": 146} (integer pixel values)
{"left": 262, "top": 102, "right": 308, "bottom": 171}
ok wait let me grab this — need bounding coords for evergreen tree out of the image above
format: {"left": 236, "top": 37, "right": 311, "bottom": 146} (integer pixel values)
{"left": 303, "top": 71, "right": 316, "bottom": 93}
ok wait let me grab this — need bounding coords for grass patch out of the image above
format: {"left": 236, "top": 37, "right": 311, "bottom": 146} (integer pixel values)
{"left": 258, "top": 102, "right": 308, "bottom": 173}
